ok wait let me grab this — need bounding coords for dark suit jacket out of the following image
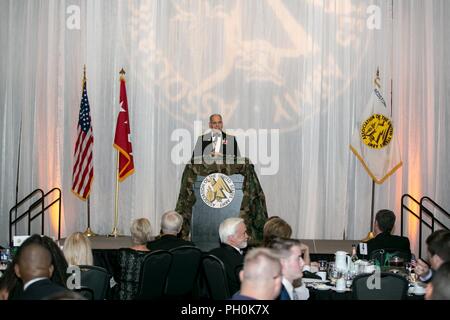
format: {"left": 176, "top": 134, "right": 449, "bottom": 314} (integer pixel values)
{"left": 366, "top": 232, "right": 411, "bottom": 259}
{"left": 146, "top": 234, "right": 195, "bottom": 251}
{"left": 230, "top": 293, "right": 256, "bottom": 300}
{"left": 209, "top": 244, "right": 244, "bottom": 295}
{"left": 277, "top": 285, "right": 292, "bottom": 300}
{"left": 192, "top": 132, "right": 240, "bottom": 160}
{"left": 19, "top": 278, "right": 67, "bottom": 300}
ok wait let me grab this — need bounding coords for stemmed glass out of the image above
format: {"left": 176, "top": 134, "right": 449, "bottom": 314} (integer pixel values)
{"left": 328, "top": 262, "right": 342, "bottom": 285}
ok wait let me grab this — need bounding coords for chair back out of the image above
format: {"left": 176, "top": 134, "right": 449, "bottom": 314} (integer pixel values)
{"left": 78, "top": 265, "right": 111, "bottom": 300}
{"left": 352, "top": 272, "right": 409, "bottom": 300}
{"left": 165, "top": 246, "right": 203, "bottom": 298}
{"left": 202, "top": 254, "right": 231, "bottom": 300}
{"left": 136, "top": 250, "right": 172, "bottom": 300}
{"left": 73, "top": 286, "right": 95, "bottom": 300}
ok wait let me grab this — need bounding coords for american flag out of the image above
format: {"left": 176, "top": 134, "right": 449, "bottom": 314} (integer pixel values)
{"left": 72, "top": 78, "right": 94, "bottom": 200}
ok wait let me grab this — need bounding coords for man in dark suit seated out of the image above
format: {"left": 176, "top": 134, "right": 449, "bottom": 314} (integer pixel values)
{"left": 365, "top": 209, "right": 411, "bottom": 260}
{"left": 425, "top": 261, "right": 450, "bottom": 300}
{"left": 415, "top": 230, "right": 450, "bottom": 282}
{"left": 147, "top": 211, "right": 195, "bottom": 251}
{"left": 270, "top": 237, "right": 309, "bottom": 300}
{"left": 231, "top": 248, "right": 282, "bottom": 300}
{"left": 192, "top": 114, "right": 240, "bottom": 163}
{"left": 14, "top": 241, "right": 67, "bottom": 300}
{"left": 210, "top": 217, "right": 249, "bottom": 295}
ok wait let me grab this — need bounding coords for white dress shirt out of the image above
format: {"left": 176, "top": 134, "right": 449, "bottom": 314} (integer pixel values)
{"left": 212, "top": 132, "right": 222, "bottom": 153}
{"left": 23, "top": 277, "right": 48, "bottom": 291}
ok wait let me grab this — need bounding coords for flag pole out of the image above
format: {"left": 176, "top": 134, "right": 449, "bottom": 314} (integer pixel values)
{"left": 109, "top": 131, "right": 121, "bottom": 236}
{"left": 14, "top": 113, "right": 23, "bottom": 238}
{"left": 80, "top": 65, "right": 97, "bottom": 237}
{"left": 364, "top": 68, "right": 381, "bottom": 241}
{"left": 83, "top": 197, "right": 97, "bottom": 237}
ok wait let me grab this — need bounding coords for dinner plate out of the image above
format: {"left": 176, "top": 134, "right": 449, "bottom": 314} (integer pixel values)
{"left": 331, "top": 287, "right": 350, "bottom": 293}
{"left": 315, "top": 284, "right": 332, "bottom": 291}
{"left": 302, "top": 278, "right": 329, "bottom": 284}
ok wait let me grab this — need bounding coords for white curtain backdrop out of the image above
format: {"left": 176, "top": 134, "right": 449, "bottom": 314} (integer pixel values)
{"left": 1, "top": 0, "right": 449, "bottom": 254}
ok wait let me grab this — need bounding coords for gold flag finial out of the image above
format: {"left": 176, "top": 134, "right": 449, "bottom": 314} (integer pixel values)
{"left": 119, "top": 68, "right": 126, "bottom": 81}
{"left": 374, "top": 67, "right": 381, "bottom": 88}
{"left": 83, "top": 65, "right": 87, "bottom": 84}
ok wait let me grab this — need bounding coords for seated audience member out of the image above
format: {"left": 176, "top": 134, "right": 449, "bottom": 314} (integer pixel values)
{"left": 46, "top": 290, "right": 87, "bottom": 300}
{"left": 364, "top": 209, "right": 411, "bottom": 259}
{"left": 231, "top": 248, "right": 282, "bottom": 300}
{"left": 0, "top": 260, "right": 21, "bottom": 300}
{"left": 147, "top": 211, "right": 194, "bottom": 250}
{"left": 210, "top": 217, "right": 249, "bottom": 295}
{"left": 415, "top": 230, "right": 450, "bottom": 282}
{"left": 270, "top": 237, "right": 309, "bottom": 300}
{"left": 118, "top": 218, "right": 152, "bottom": 300}
{"left": 263, "top": 217, "right": 317, "bottom": 276}
{"left": 425, "top": 261, "right": 450, "bottom": 300}
{"left": 1, "top": 235, "right": 68, "bottom": 300}
{"left": 63, "top": 232, "right": 94, "bottom": 266}
{"left": 14, "top": 241, "right": 68, "bottom": 299}
{"left": 263, "top": 216, "right": 292, "bottom": 247}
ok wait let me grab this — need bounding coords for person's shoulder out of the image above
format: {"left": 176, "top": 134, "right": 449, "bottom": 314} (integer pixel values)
{"left": 223, "top": 132, "right": 236, "bottom": 138}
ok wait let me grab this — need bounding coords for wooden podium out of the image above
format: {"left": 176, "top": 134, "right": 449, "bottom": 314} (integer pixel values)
{"left": 175, "top": 156, "right": 268, "bottom": 251}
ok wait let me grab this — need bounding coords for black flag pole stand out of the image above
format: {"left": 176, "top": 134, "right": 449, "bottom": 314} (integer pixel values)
{"left": 83, "top": 197, "right": 97, "bottom": 237}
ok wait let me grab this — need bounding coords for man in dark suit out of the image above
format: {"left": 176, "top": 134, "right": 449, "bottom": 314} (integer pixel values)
{"left": 365, "top": 209, "right": 411, "bottom": 259}
{"left": 270, "top": 238, "right": 309, "bottom": 300}
{"left": 425, "top": 261, "right": 450, "bottom": 300}
{"left": 14, "top": 242, "right": 67, "bottom": 300}
{"left": 231, "top": 248, "right": 282, "bottom": 300}
{"left": 192, "top": 114, "right": 240, "bottom": 163}
{"left": 147, "top": 211, "right": 195, "bottom": 251}
{"left": 415, "top": 230, "right": 450, "bottom": 282}
{"left": 210, "top": 217, "right": 249, "bottom": 295}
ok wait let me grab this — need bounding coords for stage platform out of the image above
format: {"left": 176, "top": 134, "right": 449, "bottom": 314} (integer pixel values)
{"left": 61, "top": 235, "right": 358, "bottom": 254}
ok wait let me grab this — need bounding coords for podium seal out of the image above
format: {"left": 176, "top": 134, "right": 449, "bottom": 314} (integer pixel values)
{"left": 200, "top": 173, "right": 235, "bottom": 208}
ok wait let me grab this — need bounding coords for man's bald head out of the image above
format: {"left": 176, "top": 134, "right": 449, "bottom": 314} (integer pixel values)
{"left": 15, "top": 243, "right": 54, "bottom": 284}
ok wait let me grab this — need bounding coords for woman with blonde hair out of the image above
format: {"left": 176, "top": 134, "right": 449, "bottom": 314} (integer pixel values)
{"left": 118, "top": 218, "right": 152, "bottom": 300}
{"left": 63, "top": 232, "right": 93, "bottom": 266}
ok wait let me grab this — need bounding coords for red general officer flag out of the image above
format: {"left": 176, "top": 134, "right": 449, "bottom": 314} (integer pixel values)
{"left": 114, "top": 69, "right": 135, "bottom": 181}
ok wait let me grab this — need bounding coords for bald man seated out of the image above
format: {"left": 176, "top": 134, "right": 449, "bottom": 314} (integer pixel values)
{"left": 231, "top": 248, "right": 282, "bottom": 300}
{"left": 14, "top": 242, "right": 67, "bottom": 300}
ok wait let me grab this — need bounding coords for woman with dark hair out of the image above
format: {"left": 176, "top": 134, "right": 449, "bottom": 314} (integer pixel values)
{"left": 0, "top": 257, "right": 21, "bottom": 300}
{"left": 263, "top": 217, "right": 293, "bottom": 248}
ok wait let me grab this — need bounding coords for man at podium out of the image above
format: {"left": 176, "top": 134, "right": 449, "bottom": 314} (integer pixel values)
{"left": 192, "top": 114, "right": 240, "bottom": 161}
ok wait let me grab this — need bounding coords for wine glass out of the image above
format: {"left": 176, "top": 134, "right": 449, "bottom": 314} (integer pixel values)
{"left": 328, "top": 262, "right": 342, "bottom": 285}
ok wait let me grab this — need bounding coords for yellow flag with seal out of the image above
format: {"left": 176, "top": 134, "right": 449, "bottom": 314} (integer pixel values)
{"left": 350, "top": 83, "right": 402, "bottom": 184}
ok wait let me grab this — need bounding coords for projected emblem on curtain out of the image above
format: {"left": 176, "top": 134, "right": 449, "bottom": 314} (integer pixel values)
{"left": 122, "top": 0, "right": 369, "bottom": 131}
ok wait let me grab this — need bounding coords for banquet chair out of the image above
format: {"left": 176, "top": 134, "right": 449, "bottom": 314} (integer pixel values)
{"left": 202, "top": 254, "right": 231, "bottom": 300}
{"left": 352, "top": 272, "right": 409, "bottom": 300}
{"left": 164, "top": 246, "right": 203, "bottom": 298}
{"left": 78, "top": 265, "right": 111, "bottom": 300}
{"left": 73, "top": 286, "right": 95, "bottom": 300}
{"left": 136, "top": 250, "right": 172, "bottom": 300}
